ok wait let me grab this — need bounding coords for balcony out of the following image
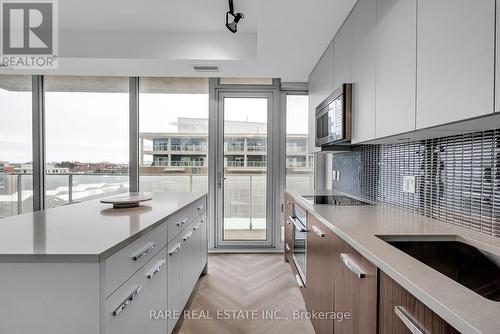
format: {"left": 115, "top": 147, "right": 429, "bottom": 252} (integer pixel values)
{"left": 152, "top": 161, "right": 169, "bottom": 166}
{"left": 247, "top": 145, "right": 266, "bottom": 152}
{"left": 1, "top": 172, "right": 314, "bottom": 241}
{"left": 224, "top": 144, "right": 245, "bottom": 152}
{"left": 246, "top": 161, "right": 266, "bottom": 167}
{"left": 286, "top": 145, "right": 307, "bottom": 153}
{"left": 170, "top": 161, "right": 206, "bottom": 167}
{"left": 171, "top": 144, "right": 206, "bottom": 152}
{"left": 226, "top": 161, "right": 245, "bottom": 167}
{"left": 153, "top": 145, "right": 169, "bottom": 151}
{"left": 286, "top": 161, "right": 308, "bottom": 168}
{"left": 0, "top": 173, "right": 129, "bottom": 217}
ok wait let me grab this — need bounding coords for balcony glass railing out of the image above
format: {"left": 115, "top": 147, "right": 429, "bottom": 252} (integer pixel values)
{"left": 152, "top": 161, "right": 169, "bottom": 166}
{"left": 246, "top": 161, "right": 266, "bottom": 167}
{"left": 247, "top": 145, "right": 266, "bottom": 152}
{"left": 286, "top": 146, "right": 307, "bottom": 153}
{"left": 0, "top": 172, "right": 314, "bottom": 220}
{"left": 225, "top": 161, "right": 245, "bottom": 167}
{"left": 170, "top": 144, "right": 206, "bottom": 152}
{"left": 286, "top": 161, "right": 309, "bottom": 168}
{"left": 0, "top": 173, "right": 130, "bottom": 215}
{"left": 224, "top": 144, "right": 245, "bottom": 152}
{"left": 170, "top": 161, "right": 206, "bottom": 167}
{"left": 152, "top": 145, "right": 168, "bottom": 151}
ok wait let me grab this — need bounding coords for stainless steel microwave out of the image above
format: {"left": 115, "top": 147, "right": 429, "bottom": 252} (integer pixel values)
{"left": 315, "top": 83, "right": 352, "bottom": 148}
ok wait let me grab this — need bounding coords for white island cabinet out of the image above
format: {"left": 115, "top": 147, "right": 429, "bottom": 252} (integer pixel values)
{"left": 0, "top": 192, "right": 208, "bottom": 334}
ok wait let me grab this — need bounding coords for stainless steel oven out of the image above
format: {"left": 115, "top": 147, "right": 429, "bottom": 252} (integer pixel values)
{"left": 315, "top": 83, "right": 352, "bottom": 148}
{"left": 290, "top": 204, "right": 307, "bottom": 283}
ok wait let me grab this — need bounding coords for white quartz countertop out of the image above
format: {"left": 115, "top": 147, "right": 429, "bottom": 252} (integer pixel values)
{"left": 0, "top": 192, "right": 206, "bottom": 263}
{"left": 286, "top": 190, "right": 500, "bottom": 334}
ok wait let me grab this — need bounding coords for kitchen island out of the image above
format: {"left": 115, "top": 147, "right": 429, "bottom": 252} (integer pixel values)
{"left": 0, "top": 192, "right": 207, "bottom": 334}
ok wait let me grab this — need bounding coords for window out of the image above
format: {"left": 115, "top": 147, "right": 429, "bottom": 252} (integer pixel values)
{"left": 139, "top": 77, "right": 209, "bottom": 193}
{"left": 219, "top": 78, "right": 273, "bottom": 85}
{"left": 281, "top": 94, "right": 313, "bottom": 242}
{"left": 285, "top": 95, "right": 314, "bottom": 192}
{"left": 0, "top": 75, "right": 32, "bottom": 218}
{"left": 44, "top": 76, "right": 129, "bottom": 208}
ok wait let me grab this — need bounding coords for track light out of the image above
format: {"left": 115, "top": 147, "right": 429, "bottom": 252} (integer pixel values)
{"left": 226, "top": 0, "right": 244, "bottom": 33}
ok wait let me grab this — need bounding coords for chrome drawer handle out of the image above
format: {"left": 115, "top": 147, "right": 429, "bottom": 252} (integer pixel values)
{"left": 340, "top": 253, "right": 365, "bottom": 278}
{"left": 183, "top": 231, "right": 193, "bottom": 241}
{"left": 112, "top": 285, "right": 142, "bottom": 316}
{"left": 289, "top": 216, "right": 306, "bottom": 232}
{"left": 285, "top": 243, "right": 290, "bottom": 251}
{"left": 395, "top": 306, "right": 425, "bottom": 334}
{"left": 147, "top": 260, "right": 165, "bottom": 279}
{"left": 197, "top": 205, "right": 204, "bottom": 211}
{"left": 295, "top": 274, "right": 304, "bottom": 288}
{"left": 168, "top": 242, "right": 182, "bottom": 256}
{"left": 193, "top": 223, "right": 202, "bottom": 231}
{"left": 177, "top": 218, "right": 188, "bottom": 226}
{"left": 132, "top": 242, "right": 155, "bottom": 261}
{"left": 312, "top": 225, "right": 325, "bottom": 237}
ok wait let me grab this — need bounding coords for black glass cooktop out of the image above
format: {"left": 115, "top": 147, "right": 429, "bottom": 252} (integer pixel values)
{"left": 301, "top": 195, "right": 371, "bottom": 206}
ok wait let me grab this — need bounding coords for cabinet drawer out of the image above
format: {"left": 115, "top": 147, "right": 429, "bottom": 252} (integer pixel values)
{"left": 167, "top": 232, "right": 185, "bottom": 334}
{"left": 105, "top": 247, "right": 167, "bottom": 334}
{"left": 379, "top": 271, "right": 459, "bottom": 334}
{"left": 167, "top": 196, "right": 206, "bottom": 243}
{"left": 104, "top": 223, "right": 167, "bottom": 298}
{"left": 334, "top": 237, "right": 377, "bottom": 334}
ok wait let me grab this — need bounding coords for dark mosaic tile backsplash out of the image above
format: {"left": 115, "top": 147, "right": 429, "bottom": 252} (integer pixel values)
{"left": 332, "top": 129, "right": 500, "bottom": 237}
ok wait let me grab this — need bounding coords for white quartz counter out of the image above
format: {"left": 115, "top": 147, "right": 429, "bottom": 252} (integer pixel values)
{"left": 0, "top": 192, "right": 206, "bottom": 262}
{"left": 286, "top": 190, "right": 500, "bottom": 334}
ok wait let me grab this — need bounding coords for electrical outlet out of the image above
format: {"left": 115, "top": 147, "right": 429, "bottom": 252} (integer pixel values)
{"left": 336, "top": 170, "right": 341, "bottom": 181}
{"left": 403, "top": 176, "right": 416, "bottom": 193}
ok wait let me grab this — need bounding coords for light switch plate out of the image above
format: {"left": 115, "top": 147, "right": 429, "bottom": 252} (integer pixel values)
{"left": 403, "top": 176, "right": 416, "bottom": 193}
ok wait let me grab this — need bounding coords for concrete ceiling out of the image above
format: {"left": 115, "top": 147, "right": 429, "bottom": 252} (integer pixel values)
{"left": 10, "top": 0, "right": 357, "bottom": 81}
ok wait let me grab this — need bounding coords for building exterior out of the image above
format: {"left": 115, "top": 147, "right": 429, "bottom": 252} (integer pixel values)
{"left": 139, "top": 117, "right": 314, "bottom": 175}
{"left": 139, "top": 117, "right": 314, "bottom": 230}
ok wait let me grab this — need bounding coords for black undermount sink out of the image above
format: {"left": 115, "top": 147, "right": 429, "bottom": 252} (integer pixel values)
{"left": 378, "top": 235, "right": 500, "bottom": 302}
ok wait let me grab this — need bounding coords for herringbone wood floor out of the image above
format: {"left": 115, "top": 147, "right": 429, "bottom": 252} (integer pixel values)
{"left": 173, "top": 254, "right": 315, "bottom": 334}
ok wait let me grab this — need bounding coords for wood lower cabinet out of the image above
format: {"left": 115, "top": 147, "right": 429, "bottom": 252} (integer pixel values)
{"left": 283, "top": 194, "right": 458, "bottom": 334}
{"left": 305, "top": 215, "right": 336, "bottom": 334}
{"left": 334, "top": 238, "right": 377, "bottom": 334}
{"left": 379, "top": 271, "right": 459, "bottom": 334}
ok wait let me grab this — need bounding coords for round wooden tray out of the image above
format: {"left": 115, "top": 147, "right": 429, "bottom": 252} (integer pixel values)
{"left": 100, "top": 193, "right": 152, "bottom": 209}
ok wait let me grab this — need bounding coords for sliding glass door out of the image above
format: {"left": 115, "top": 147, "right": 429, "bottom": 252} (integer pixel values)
{"left": 216, "top": 92, "right": 274, "bottom": 247}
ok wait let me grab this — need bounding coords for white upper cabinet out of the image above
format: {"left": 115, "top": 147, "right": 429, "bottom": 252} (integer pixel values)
{"left": 351, "top": 0, "right": 376, "bottom": 143}
{"left": 376, "top": 0, "right": 417, "bottom": 138}
{"left": 308, "top": 41, "right": 334, "bottom": 153}
{"left": 416, "top": 0, "right": 495, "bottom": 129}
{"left": 333, "top": 15, "right": 353, "bottom": 89}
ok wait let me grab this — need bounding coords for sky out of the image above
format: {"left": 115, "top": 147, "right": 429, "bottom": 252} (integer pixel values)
{"left": 0, "top": 89, "right": 308, "bottom": 164}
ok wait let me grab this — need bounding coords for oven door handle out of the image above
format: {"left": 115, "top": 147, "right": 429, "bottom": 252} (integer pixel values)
{"left": 289, "top": 216, "right": 307, "bottom": 232}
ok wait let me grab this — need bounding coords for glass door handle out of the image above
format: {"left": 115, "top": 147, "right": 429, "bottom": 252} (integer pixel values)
{"left": 217, "top": 174, "right": 227, "bottom": 188}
